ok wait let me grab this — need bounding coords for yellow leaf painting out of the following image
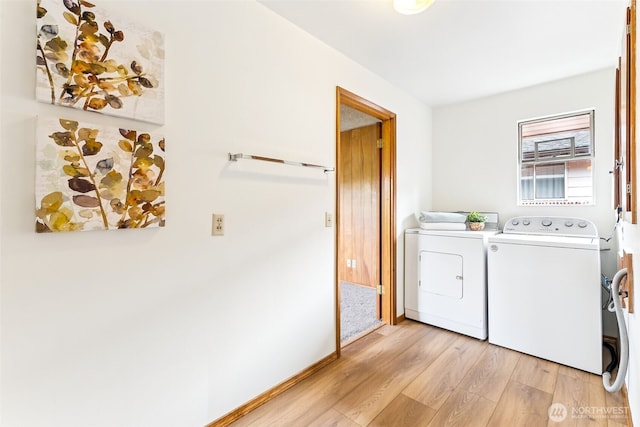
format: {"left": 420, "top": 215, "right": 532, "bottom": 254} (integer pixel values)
{"left": 36, "top": 0, "right": 165, "bottom": 124}
{"left": 35, "top": 116, "right": 166, "bottom": 232}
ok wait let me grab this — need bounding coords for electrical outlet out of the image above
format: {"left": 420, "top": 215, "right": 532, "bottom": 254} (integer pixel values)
{"left": 212, "top": 214, "right": 224, "bottom": 236}
{"left": 346, "top": 259, "right": 351, "bottom": 268}
{"left": 352, "top": 259, "right": 357, "bottom": 268}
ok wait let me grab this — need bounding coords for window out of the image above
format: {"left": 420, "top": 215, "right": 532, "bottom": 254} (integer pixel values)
{"left": 518, "top": 110, "right": 595, "bottom": 206}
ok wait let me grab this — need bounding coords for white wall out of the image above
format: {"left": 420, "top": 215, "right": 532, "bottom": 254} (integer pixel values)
{"left": 0, "top": 1, "right": 432, "bottom": 426}
{"left": 432, "top": 69, "right": 617, "bottom": 275}
{"left": 434, "top": 68, "right": 638, "bottom": 423}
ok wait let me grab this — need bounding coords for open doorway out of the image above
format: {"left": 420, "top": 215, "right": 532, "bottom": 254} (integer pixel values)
{"left": 335, "top": 87, "right": 397, "bottom": 353}
{"left": 338, "top": 117, "right": 383, "bottom": 344}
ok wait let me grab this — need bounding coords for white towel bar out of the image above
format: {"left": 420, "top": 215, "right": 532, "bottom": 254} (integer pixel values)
{"left": 228, "top": 153, "right": 335, "bottom": 173}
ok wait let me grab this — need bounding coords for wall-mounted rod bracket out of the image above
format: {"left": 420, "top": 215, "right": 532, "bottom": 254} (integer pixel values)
{"left": 228, "top": 153, "right": 335, "bottom": 173}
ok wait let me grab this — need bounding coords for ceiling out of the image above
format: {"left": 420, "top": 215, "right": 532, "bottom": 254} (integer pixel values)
{"left": 258, "top": 0, "right": 629, "bottom": 107}
{"left": 340, "top": 104, "right": 381, "bottom": 131}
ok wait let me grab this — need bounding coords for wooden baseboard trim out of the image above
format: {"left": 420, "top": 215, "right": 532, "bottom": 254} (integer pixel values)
{"left": 396, "top": 314, "right": 405, "bottom": 323}
{"left": 206, "top": 352, "right": 338, "bottom": 427}
{"left": 623, "top": 384, "right": 634, "bottom": 427}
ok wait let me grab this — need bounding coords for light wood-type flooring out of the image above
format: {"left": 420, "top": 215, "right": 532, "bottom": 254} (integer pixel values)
{"left": 230, "top": 320, "right": 629, "bottom": 427}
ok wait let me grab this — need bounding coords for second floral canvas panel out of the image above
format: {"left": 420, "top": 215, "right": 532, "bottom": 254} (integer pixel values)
{"left": 35, "top": 116, "right": 166, "bottom": 232}
{"left": 36, "top": 0, "right": 165, "bottom": 124}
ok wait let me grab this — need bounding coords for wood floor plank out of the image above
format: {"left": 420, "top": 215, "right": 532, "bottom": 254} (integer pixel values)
{"left": 558, "top": 365, "right": 603, "bottom": 386}
{"left": 604, "top": 383, "right": 626, "bottom": 409}
{"left": 457, "top": 343, "right": 521, "bottom": 402}
{"left": 296, "top": 323, "right": 440, "bottom": 425}
{"left": 487, "top": 380, "right": 553, "bottom": 427}
{"left": 409, "top": 325, "right": 462, "bottom": 359}
{"left": 230, "top": 335, "right": 385, "bottom": 426}
{"left": 333, "top": 324, "right": 440, "bottom": 425}
{"left": 226, "top": 357, "right": 353, "bottom": 426}
{"left": 343, "top": 319, "right": 428, "bottom": 364}
{"left": 303, "top": 408, "right": 361, "bottom": 427}
{"left": 226, "top": 321, "right": 631, "bottom": 427}
{"left": 403, "top": 333, "right": 488, "bottom": 410}
{"left": 231, "top": 322, "right": 431, "bottom": 426}
{"left": 374, "top": 323, "right": 398, "bottom": 336}
{"left": 605, "top": 389, "right": 630, "bottom": 426}
{"left": 425, "top": 389, "right": 496, "bottom": 427}
{"left": 512, "top": 352, "right": 560, "bottom": 394}
{"left": 549, "top": 373, "right": 608, "bottom": 427}
{"left": 342, "top": 327, "right": 386, "bottom": 354}
{"left": 368, "top": 394, "right": 436, "bottom": 427}
{"left": 247, "top": 357, "right": 375, "bottom": 425}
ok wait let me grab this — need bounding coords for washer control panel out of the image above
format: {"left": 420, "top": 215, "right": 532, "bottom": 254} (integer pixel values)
{"left": 502, "top": 216, "right": 598, "bottom": 238}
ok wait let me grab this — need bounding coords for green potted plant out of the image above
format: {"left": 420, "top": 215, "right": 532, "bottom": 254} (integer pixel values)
{"left": 466, "top": 211, "right": 486, "bottom": 231}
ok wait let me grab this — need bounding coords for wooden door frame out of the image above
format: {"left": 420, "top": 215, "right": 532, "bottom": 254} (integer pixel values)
{"left": 629, "top": 0, "right": 637, "bottom": 223}
{"left": 335, "top": 87, "right": 397, "bottom": 355}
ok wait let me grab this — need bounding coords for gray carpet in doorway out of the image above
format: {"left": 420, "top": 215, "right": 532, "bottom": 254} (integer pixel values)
{"left": 340, "top": 282, "right": 383, "bottom": 343}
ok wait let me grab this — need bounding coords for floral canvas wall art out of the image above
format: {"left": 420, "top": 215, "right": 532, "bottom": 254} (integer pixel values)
{"left": 36, "top": 116, "right": 166, "bottom": 232}
{"left": 36, "top": 0, "right": 165, "bottom": 124}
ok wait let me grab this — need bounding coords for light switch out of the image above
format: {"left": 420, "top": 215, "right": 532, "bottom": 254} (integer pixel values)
{"left": 325, "top": 212, "right": 333, "bottom": 227}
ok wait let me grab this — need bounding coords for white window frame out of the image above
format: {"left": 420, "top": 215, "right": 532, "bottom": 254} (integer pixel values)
{"left": 517, "top": 110, "right": 595, "bottom": 206}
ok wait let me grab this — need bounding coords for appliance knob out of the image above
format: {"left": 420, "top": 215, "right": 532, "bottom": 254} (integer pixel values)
{"left": 522, "top": 219, "right": 530, "bottom": 226}
{"left": 542, "top": 219, "right": 552, "bottom": 227}
{"left": 565, "top": 220, "right": 574, "bottom": 227}
{"left": 578, "top": 221, "right": 588, "bottom": 228}
{"left": 511, "top": 219, "right": 519, "bottom": 226}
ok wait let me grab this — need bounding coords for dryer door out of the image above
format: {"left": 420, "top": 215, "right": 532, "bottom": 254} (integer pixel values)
{"left": 419, "top": 251, "right": 463, "bottom": 299}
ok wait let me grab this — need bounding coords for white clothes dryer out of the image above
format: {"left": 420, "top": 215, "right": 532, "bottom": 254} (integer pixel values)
{"left": 405, "top": 226, "right": 499, "bottom": 340}
{"left": 487, "top": 216, "right": 602, "bottom": 374}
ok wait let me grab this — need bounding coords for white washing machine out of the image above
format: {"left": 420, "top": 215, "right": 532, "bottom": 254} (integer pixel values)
{"left": 405, "top": 224, "right": 499, "bottom": 340}
{"left": 487, "top": 216, "right": 602, "bottom": 374}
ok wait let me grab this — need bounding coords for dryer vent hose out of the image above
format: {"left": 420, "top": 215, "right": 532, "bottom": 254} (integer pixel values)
{"left": 602, "top": 268, "right": 629, "bottom": 393}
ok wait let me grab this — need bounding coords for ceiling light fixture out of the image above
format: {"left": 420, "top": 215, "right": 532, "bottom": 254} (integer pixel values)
{"left": 393, "top": 0, "right": 435, "bottom": 15}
